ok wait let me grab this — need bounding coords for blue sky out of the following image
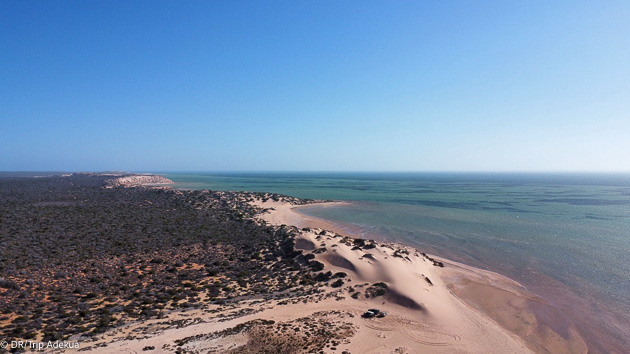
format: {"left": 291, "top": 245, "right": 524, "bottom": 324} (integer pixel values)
{"left": 1, "top": 1, "right": 629, "bottom": 172}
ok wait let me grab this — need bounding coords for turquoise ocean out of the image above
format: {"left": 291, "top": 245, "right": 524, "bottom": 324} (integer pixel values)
{"left": 162, "top": 172, "right": 630, "bottom": 351}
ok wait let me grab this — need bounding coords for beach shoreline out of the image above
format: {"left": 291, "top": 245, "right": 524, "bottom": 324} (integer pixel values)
{"left": 54, "top": 179, "right": 590, "bottom": 353}
{"left": 290, "top": 200, "right": 629, "bottom": 354}
{"left": 159, "top": 174, "right": 630, "bottom": 353}
{"left": 251, "top": 199, "right": 589, "bottom": 353}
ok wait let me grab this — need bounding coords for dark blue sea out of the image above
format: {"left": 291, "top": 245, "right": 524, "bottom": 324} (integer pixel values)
{"left": 162, "top": 172, "right": 630, "bottom": 350}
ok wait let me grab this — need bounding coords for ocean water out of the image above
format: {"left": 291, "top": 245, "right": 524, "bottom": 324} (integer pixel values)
{"left": 162, "top": 172, "right": 630, "bottom": 350}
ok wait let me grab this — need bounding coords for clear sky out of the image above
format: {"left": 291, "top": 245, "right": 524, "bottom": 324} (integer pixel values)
{"left": 1, "top": 1, "right": 629, "bottom": 172}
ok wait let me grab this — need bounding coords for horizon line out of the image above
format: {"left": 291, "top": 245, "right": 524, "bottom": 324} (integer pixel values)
{"left": 3, "top": 170, "right": 630, "bottom": 175}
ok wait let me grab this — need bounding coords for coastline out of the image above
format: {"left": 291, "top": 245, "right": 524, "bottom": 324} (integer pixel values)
{"left": 261, "top": 199, "right": 589, "bottom": 353}
{"left": 74, "top": 193, "right": 533, "bottom": 354}
{"left": 120, "top": 174, "right": 630, "bottom": 353}
{"left": 52, "top": 177, "right": 587, "bottom": 353}
{"left": 252, "top": 199, "right": 352, "bottom": 231}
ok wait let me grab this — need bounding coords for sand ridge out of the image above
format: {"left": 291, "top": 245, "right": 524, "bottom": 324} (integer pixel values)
{"left": 77, "top": 198, "right": 586, "bottom": 353}
{"left": 255, "top": 199, "right": 588, "bottom": 353}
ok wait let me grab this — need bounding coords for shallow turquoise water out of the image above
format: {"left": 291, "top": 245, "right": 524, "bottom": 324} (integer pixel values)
{"left": 162, "top": 172, "right": 630, "bottom": 348}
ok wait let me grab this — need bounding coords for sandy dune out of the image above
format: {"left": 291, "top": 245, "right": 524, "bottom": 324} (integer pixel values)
{"left": 252, "top": 200, "right": 587, "bottom": 353}
{"left": 78, "top": 199, "right": 586, "bottom": 353}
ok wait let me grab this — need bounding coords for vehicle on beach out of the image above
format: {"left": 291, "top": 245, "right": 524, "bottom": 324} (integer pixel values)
{"left": 362, "top": 309, "right": 387, "bottom": 318}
